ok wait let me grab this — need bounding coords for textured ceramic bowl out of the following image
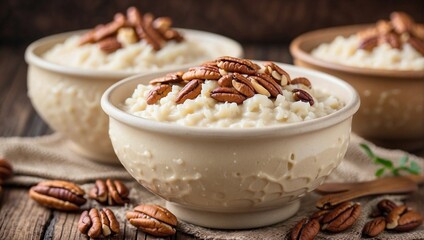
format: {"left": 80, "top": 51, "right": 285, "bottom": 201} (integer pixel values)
{"left": 25, "top": 29, "right": 243, "bottom": 164}
{"left": 101, "top": 62, "right": 360, "bottom": 229}
{"left": 290, "top": 25, "right": 424, "bottom": 150}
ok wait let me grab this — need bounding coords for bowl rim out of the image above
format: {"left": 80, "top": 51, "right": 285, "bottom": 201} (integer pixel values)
{"left": 101, "top": 62, "right": 360, "bottom": 138}
{"left": 290, "top": 24, "right": 424, "bottom": 78}
{"left": 25, "top": 28, "right": 243, "bottom": 79}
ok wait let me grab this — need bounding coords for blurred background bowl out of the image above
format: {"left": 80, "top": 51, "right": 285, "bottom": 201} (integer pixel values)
{"left": 25, "top": 29, "right": 243, "bottom": 164}
{"left": 290, "top": 25, "right": 424, "bottom": 150}
{"left": 101, "top": 62, "right": 360, "bottom": 229}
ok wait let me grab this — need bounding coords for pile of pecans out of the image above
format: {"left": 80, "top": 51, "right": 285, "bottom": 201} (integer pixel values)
{"left": 290, "top": 199, "right": 423, "bottom": 240}
{"left": 147, "top": 56, "right": 315, "bottom": 105}
{"left": 28, "top": 178, "right": 177, "bottom": 238}
{"left": 358, "top": 12, "right": 424, "bottom": 55}
{"left": 79, "top": 6, "right": 183, "bottom": 53}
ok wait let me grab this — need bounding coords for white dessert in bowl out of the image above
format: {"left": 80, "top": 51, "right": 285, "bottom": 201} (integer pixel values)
{"left": 101, "top": 57, "right": 360, "bottom": 229}
{"left": 291, "top": 12, "right": 424, "bottom": 149}
{"left": 25, "top": 7, "right": 242, "bottom": 163}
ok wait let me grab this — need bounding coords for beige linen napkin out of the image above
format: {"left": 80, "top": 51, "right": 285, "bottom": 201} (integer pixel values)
{"left": 0, "top": 133, "right": 423, "bottom": 239}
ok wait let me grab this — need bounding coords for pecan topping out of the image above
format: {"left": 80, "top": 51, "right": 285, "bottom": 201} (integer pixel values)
{"left": 386, "top": 205, "right": 423, "bottom": 231}
{"left": 29, "top": 180, "right": 86, "bottom": 211}
{"left": 175, "top": 79, "right": 202, "bottom": 104}
{"left": 359, "top": 36, "right": 379, "bottom": 51}
{"left": 80, "top": 6, "right": 183, "bottom": 53}
{"left": 391, "top": 11, "right": 414, "bottom": 34}
{"left": 263, "top": 61, "right": 291, "bottom": 86}
{"left": 217, "top": 74, "right": 233, "bottom": 87}
{"left": 293, "top": 89, "right": 314, "bottom": 106}
{"left": 146, "top": 84, "right": 172, "bottom": 105}
{"left": 362, "top": 216, "right": 386, "bottom": 237}
{"left": 149, "top": 72, "right": 184, "bottom": 85}
{"left": 210, "top": 87, "right": 246, "bottom": 104}
{"left": 408, "top": 37, "right": 424, "bottom": 55}
{"left": 250, "top": 73, "right": 283, "bottom": 97}
{"left": 250, "top": 77, "right": 271, "bottom": 97}
{"left": 182, "top": 66, "right": 221, "bottom": 81}
{"left": 321, "top": 202, "right": 361, "bottom": 232}
{"left": 357, "top": 12, "right": 424, "bottom": 54}
{"left": 291, "top": 77, "right": 312, "bottom": 88}
{"left": 126, "top": 204, "right": 177, "bottom": 237}
{"left": 217, "top": 56, "right": 259, "bottom": 74}
{"left": 98, "top": 37, "right": 122, "bottom": 53}
{"left": 231, "top": 73, "right": 255, "bottom": 97}
{"left": 0, "top": 158, "right": 13, "bottom": 182}
{"left": 79, "top": 208, "right": 119, "bottom": 238}
{"left": 290, "top": 218, "right": 320, "bottom": 240}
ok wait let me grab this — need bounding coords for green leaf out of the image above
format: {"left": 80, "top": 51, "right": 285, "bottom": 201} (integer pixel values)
{"left": 408, "top": 161, "right": 421, "bottom": 175}
{"left": 375, "top": 157, "right": 393, "bottom": 168}
{"left": 375, "top": 168, "right": 385, "bottom": 177}
{"left": 399, "top": 155, "right": 409, "bottom": 167}
{"left": 360, "top": 143, "right": 375, "bottom": 158}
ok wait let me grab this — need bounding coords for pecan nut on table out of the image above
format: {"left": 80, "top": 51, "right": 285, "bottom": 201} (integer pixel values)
{"left": 88, "top": 179, "right": 130, "bottom": 206}
{"left": 363, "top": 199, "right": 423, "bottom": 237}
{"left": 78, "top": 208, "right": 120, "bottom": 238}
{"left": 0, "top": 157, "right": 13, "bottom": 196}
{"left": 126, "top": 204, "right": 178, "bottom": 237}
{"left": 147, "top": 56, "right": 315, "bottom": 106}
{"left": 28, "top": 180, "right": 87, "bottom": 211}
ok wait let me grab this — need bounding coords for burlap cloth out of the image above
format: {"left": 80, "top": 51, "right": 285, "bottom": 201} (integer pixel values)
{"left": 1, "top": 133, "right": 423, "bottom": 239}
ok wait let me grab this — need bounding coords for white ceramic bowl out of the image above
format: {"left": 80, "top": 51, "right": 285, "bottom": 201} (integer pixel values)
{"left": 101, "top": 62, "right": 360, "bottom": 229}
{"left": 25, "top": 29, "right": 242, "bottom": 164}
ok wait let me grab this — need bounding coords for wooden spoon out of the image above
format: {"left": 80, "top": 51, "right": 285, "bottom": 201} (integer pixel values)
{"left": 316, "top": 174, "right": 424, "bottom": 194}
{"left": 316, "top": 176, "right": 418, "bottom": 209}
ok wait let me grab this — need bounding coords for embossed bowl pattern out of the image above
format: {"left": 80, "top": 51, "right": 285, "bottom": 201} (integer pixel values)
{"left": 101, "top": 63, "right": 360, "bottom": 229}
{"left": 25, "top": 29, "right": 243, "bottom": 163}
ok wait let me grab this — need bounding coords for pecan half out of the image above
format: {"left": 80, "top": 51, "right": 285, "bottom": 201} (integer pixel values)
{"left": 149, "top": 72, "right": 183, "bottom": 85}
{"left": 250, "top": 73, "right": 283, "bottom": 97}
{"left": 293, "top": 89, "right": 314, "bottom": 105}
{"left": 146, "top": 84, "right": 172, "bottom": 105}
{"left": 175, "top": 79, "right": 202, "bottom": 104}
{"left": 29, "top": 180, "right": 86, "bottom": 211}
{"left": 391, "top": 11, "right": 414, "bottom": 34}
{"left": 98, "top": 37, "right": 122, "bottom": 53}
{"left": 386, "top": 205, "right": 423, "bottom": 232}
{"left": 182, "top": 66, "right": 221, "bottom": 81}
{"left": 231, "top": 72, "right": 255, "bottom": 97}
{"left": 377, "top": 199, "right": 398, "bottom": 214}
{"left": 359, "top": 36, "right": 379, "bottom": 51}
{"left": 291, "top": 77, "right": 312, "bottom": 88}
{"left": 321, "top": 202, "right": 361, "bottom": 232}
{"left": 0, "top": 158, "right": 13, "bottom": 181}
{"left": 79, "top": 208, "right": 119, "bottom": 238}
{"left": 210, "top": 87, "right": 246, "bottom": 104}
{"left": 290, "top": 218, "right": 320, "bottom": 240}
{"left": 408, "top": 37, "right": 424, "bottom": 55}
{"left": 379, "top": 33, "right": 401, "bottom": 49}
{"left": 217, "top": 56, "right": 259, "bottom": 75}
{"left": 263, "top": 61, "right": 291, "bottom": 86}
{"left": 89, "top": 179, "right": 131, "bottom": 206}
{"left": 126, "top": 204, "right": 177, "bottom": 237}
{"left": 362, "top": 216, "right": 386, "bottom": 237}
{"left": 127, "top": 7, "right": 164, "bottom": 50}
{"left": 217, "top": 74, "right": 233, "bottom": 87}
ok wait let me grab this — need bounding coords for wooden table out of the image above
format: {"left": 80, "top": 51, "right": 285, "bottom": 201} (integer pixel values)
{"left": 0, "top": 44, "right": 423, "bottom": 239}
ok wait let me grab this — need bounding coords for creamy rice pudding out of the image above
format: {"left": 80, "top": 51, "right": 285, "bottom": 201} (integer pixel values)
{"left": 125, "top": 57, "right": 344, "bottom": 127}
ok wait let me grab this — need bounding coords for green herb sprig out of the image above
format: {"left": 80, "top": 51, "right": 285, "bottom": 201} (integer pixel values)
{"left": 359, "top": 143, "right": 421, "bottom": 177}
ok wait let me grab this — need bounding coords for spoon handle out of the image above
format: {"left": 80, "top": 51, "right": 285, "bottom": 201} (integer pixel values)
{"left": 316, "top": 176, "right": 418, "bottom": 209}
